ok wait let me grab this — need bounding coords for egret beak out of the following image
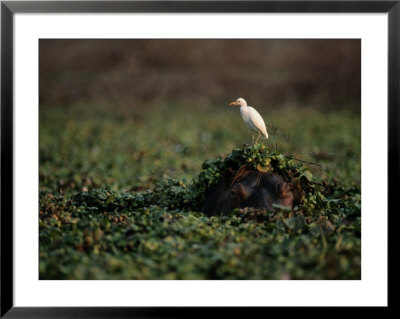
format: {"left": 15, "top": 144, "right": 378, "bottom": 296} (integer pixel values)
{"left": 229, "top": 101, "right": 240, "bottom": 106}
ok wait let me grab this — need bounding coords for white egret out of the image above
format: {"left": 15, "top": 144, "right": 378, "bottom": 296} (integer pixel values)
{"left": 229, "top": 98, "right": 268, "bottom": 144}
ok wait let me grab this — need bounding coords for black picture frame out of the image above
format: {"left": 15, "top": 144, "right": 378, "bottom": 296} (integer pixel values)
{"left": 1, "top": 0, "right": 396, "bottom": 317}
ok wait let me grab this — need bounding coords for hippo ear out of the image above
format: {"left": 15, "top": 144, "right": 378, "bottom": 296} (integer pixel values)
{"left": 231, "top": 183, "right": 250, "bottom": 201}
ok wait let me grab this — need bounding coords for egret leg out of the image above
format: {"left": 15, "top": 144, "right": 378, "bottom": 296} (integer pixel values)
{"left": 251, "top": 134, "right": 255, "bottom": 145}
{"left": 255, "top": 131, "right": 261, "bottom": 144}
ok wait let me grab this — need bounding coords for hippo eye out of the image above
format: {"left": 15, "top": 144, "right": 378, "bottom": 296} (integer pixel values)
{"left": 231, "top": 183, "right": 250, "bottom": 201}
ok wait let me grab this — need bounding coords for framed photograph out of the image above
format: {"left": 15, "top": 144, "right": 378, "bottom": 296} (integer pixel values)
{"left": 1, "top": 0, "right": 396, "bottom": 317}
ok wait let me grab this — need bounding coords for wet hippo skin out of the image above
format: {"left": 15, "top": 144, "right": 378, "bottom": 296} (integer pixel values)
{"left": 202, "top": 169, "right": 294, "bottom": 217}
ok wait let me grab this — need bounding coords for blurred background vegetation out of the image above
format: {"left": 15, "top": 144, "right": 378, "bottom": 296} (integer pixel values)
{"left": 40, "top": 39, "right": 360, "bottom": 109}
{"left": 39, "top": 39, "right": 361, "bottom": 280}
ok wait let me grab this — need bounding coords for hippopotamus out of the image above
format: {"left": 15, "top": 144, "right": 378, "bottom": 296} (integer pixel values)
{"left": 202, "top": 168, "right": 295, "bottom": 216}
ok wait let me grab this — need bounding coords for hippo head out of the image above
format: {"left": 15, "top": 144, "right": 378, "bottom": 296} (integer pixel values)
{"left": 202, "top": 168, "right": 295, "bottom": 216}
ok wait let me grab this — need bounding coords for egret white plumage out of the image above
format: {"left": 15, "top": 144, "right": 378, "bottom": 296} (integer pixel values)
{"left": 229, "top": 98, "right": 268, "bottom": 144}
